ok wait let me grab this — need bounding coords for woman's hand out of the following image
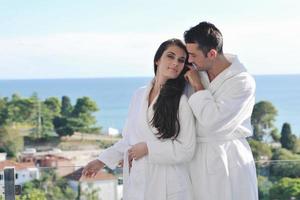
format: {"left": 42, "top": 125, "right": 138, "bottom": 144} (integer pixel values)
{"left": 128, "top": 142, "right": 148, "bottom": 161}
{"left": 82, "top": 159, "right": 105, "bottom": 178}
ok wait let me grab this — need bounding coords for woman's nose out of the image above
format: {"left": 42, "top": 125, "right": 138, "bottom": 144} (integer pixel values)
{"left": 173, "top": 60, "right": 179, "bottom": 66}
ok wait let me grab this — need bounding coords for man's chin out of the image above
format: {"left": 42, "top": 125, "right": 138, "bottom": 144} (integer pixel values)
{"left": 193, "top": 64, "right": 205, "bottom": 71}
{"left": 197, "top": 67, "right": 206, "bottom": 71}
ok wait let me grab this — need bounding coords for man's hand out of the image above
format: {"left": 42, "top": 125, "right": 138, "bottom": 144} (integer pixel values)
{"left": 184, "top": 68, "right": 204, "bottom": 91}
{"left": 128, "top": 142, "right": 148, "bottom": 161}
{"left": 82, "top": 159, "right": 105, "bottom": 178}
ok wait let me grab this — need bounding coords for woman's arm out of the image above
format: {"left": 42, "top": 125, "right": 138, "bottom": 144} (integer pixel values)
{"left": 129, "top": 95, "right": 196, "bottom": 164}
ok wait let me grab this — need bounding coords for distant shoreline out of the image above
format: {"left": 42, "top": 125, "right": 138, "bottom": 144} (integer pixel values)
{"left": 1, "top": 75, "right": 299, "bottom": 136}
{"left": 1, "top": 74, "right": 300, "bottom": 81}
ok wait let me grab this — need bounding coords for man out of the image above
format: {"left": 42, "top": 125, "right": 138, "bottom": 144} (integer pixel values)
{"left": 184, "top": 21, "right": 258, "bottom": 200}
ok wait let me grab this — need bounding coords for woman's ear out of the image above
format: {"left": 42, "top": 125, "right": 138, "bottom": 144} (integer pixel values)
{"left": 155, "top": 59, "right": 160, "bottom": 66}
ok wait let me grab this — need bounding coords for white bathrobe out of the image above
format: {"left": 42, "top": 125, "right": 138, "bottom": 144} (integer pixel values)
{"left": 186, "top": 54, "right": 259, "bottom": 200}
{"left": 99, "top": 81, "right": 196, "bottom": 200}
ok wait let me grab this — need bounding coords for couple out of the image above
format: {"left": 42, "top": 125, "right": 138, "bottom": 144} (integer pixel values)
{"left": 83, "top": 21, "right": 258, "bottom": 200}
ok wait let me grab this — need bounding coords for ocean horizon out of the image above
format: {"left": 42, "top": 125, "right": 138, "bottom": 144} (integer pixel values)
{"left": 1, "top": 75, "right": 299, "bottom": 136}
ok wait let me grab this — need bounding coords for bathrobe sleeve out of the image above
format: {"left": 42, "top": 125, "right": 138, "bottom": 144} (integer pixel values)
{"left": 147, "top": 95, "right": 196, "bottom": 164}
{"left": 98, "top": 91, "right": 137, "bottom": 169}
{"left": 188, "top": 74, "right": 255, "bottom": 135}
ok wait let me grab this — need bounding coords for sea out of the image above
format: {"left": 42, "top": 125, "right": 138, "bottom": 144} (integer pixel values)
{"left": 0, "top": 75, "right": 299, "bottom": 136}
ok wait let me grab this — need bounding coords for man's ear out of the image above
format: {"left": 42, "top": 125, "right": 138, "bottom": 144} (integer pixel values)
{"left": 208, "top": 49, "right": 217, "bottom": 59}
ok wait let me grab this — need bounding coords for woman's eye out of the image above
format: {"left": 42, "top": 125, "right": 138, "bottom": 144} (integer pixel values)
{"left": 178, "top": 59, "right": 185, "bottom": 63}
{"left": 167, "top": 54, "right": 175, "bottom": 59}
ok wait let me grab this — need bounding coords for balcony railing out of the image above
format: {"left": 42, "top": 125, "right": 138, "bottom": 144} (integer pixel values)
{"left": 1, "top": 160, "right": 300, "bottom": 200}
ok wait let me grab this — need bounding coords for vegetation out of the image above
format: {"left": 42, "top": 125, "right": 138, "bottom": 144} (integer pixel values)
{"left": 251, "top": 101, "right": 278, "bottom": 141}
{"left": 2, "top": 94, "right": 300, "bottom": 199}
{"left": 16, "top": 169, "right": 76, "bottom": 200}
{"left": 280, "top": 122, "right": 297, "bottom": 151}
{"left": 53, "top": 96, "right": 100, "bottom": 137}
{"left": 0, "top": 126, "right": 23, "bottom": 157}
{"left": 251, "top": 101, "right": 300, "bottom": 199}
{"left": 0, "top": 94, "right": 101, "bottom": 158}
{"left": 248, "top": 139, "right": 272, "bottom": 160}
{"left": 269, "top": 178, "right": 300, "bottom": 200}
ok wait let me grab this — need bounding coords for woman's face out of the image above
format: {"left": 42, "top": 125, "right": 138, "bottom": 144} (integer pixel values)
{"left": 155, "top": 45, "right": 187, "bottom": 81}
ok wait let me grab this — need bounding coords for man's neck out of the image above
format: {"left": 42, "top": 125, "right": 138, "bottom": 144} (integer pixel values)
{"left": 207, "top": 54, "right": 231, "bottom": 82}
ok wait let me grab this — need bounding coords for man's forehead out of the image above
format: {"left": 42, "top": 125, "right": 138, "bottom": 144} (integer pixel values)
{"left": 186, "top": 43, "right": 201, "bottom": 53}
{"left": 187, "top": 43, "right": 199, "bottom": 49}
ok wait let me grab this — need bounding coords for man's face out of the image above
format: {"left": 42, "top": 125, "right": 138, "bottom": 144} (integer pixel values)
{"left": 186, "top": 43, "right": 211, "bottom": 71}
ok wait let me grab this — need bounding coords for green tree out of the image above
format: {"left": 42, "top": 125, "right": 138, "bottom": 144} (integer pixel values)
{"left": 39, "top": 97, "right": 61, "bottom": 137}
{"left": 0, "top": 97, "right": 8, "bottom": 126}
{"left": 21, "top": 170, "right": 76, "bottom": 200}
{"left": 61, "top": 96, "right": 73, "bottom": 117}
{"left": 270, "top": 128, "right": 281, "bottom": 142}
{"left": 0, "top": 126, "right": 23, "bottom": 157}
{"left": 251, "top": 101, "right": 278, "bottom": 141}
{"left": 280, "top": 122, "right": 297, "bottom": 151}
{"left": 293, "top": 139, "right": 300, "bottom": 154}
{"left": 81, "top": 183, "right": 100, "bottom": 200}
{"left": 29, "top": 93, "right": 43, "bottom": 138}
{"left": 18, "top": 188, "right": 47, "bottom": 200}
{"left": 269, "top": 178, "right": 300, "bottom": 200}
{"left": 53, "top": 116, "right": 75, "bottom": 137}
{"left": 271, "top": 148, "right": 300, "bottom": 178}
{"left": 258, "top": 176, "right": 272, "bottom": 200}
{"left": 54, "top": 96, "right": 100, "bottom": 137}
{"left": 72, "top": 97, "right": 100, "bottom": 133}
{"left": 29, "top": 95, "right": 63, "bottom": 138}
{"left": 248, "top": 139, "right": 272, "bottom": 160}
{"left": 44, "top": 97, "right": 61, "bottom": 117}
{"left": 6, "top": 94, "right": 35, "bottom": 125}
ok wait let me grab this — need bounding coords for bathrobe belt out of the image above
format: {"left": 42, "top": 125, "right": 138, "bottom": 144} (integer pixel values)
{"left": 196, "top": 135, "right": 244, "bottom": 143}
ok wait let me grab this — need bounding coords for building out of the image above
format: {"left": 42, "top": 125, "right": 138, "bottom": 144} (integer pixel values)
{"left": 35, "top": 154, "right": 74, "bottom": 177}
{"left": 0, "top": 160, "right": 39, "bottom": 197}
{"left": 65, "top": 167, "right": 120, "bottom": 200}
{"left": 20, "top": 149, "right": 75, "bottom": 177}
{"left": 0, "top": 153, "right": 7, "bottom": 162}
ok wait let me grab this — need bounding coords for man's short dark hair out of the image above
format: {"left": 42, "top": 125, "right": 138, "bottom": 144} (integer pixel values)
{"left": 184, "top": 21, "right": 223, "bottom": 56}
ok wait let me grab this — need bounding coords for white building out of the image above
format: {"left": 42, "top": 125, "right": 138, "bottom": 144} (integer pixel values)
{"left": 0, "top": 153, "right": 7, "bottom": 161}
{"left": 108, "top": 127, "right": 120, "bottom": 136}
{"left": 65, "top": 167, "right": 120, "bottom": 200}
{"left": 0, "top": 160, "right": 39, "bottom": 197}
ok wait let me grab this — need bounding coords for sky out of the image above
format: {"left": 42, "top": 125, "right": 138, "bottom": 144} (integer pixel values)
{"left": 0, "top": 0, "right": 299, "bottom": 79}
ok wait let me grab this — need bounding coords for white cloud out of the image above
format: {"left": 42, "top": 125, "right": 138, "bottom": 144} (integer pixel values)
{"left": 0, "top": 18, "right": 300, "bottom": 79}
{"left": 221, "top": 19, "right": 300, "bottom": 74}
{"left": 0, "top": 32, "right": 171, "bottom": 79}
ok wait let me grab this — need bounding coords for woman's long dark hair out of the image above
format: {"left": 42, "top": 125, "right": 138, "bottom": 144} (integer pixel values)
{"left": 151, "top": 39, "right": 189, "bottom": 140}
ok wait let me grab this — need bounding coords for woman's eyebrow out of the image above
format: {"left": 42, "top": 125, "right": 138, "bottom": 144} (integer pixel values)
{"left": 166, "top": 51, "right": 186, "bottom": 59}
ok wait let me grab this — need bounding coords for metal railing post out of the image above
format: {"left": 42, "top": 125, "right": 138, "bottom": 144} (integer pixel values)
{"left": 4, "top": 167, "right": 15, "bottom": 200}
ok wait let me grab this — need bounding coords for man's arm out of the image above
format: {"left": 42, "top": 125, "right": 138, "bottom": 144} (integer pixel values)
{"left": 189, "top": 74, "right": 255, "bottom": 135}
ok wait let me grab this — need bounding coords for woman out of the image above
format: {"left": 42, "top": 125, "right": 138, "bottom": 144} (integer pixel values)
{"left": 82, "top": 39, "right": 196, "bottom": 200}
